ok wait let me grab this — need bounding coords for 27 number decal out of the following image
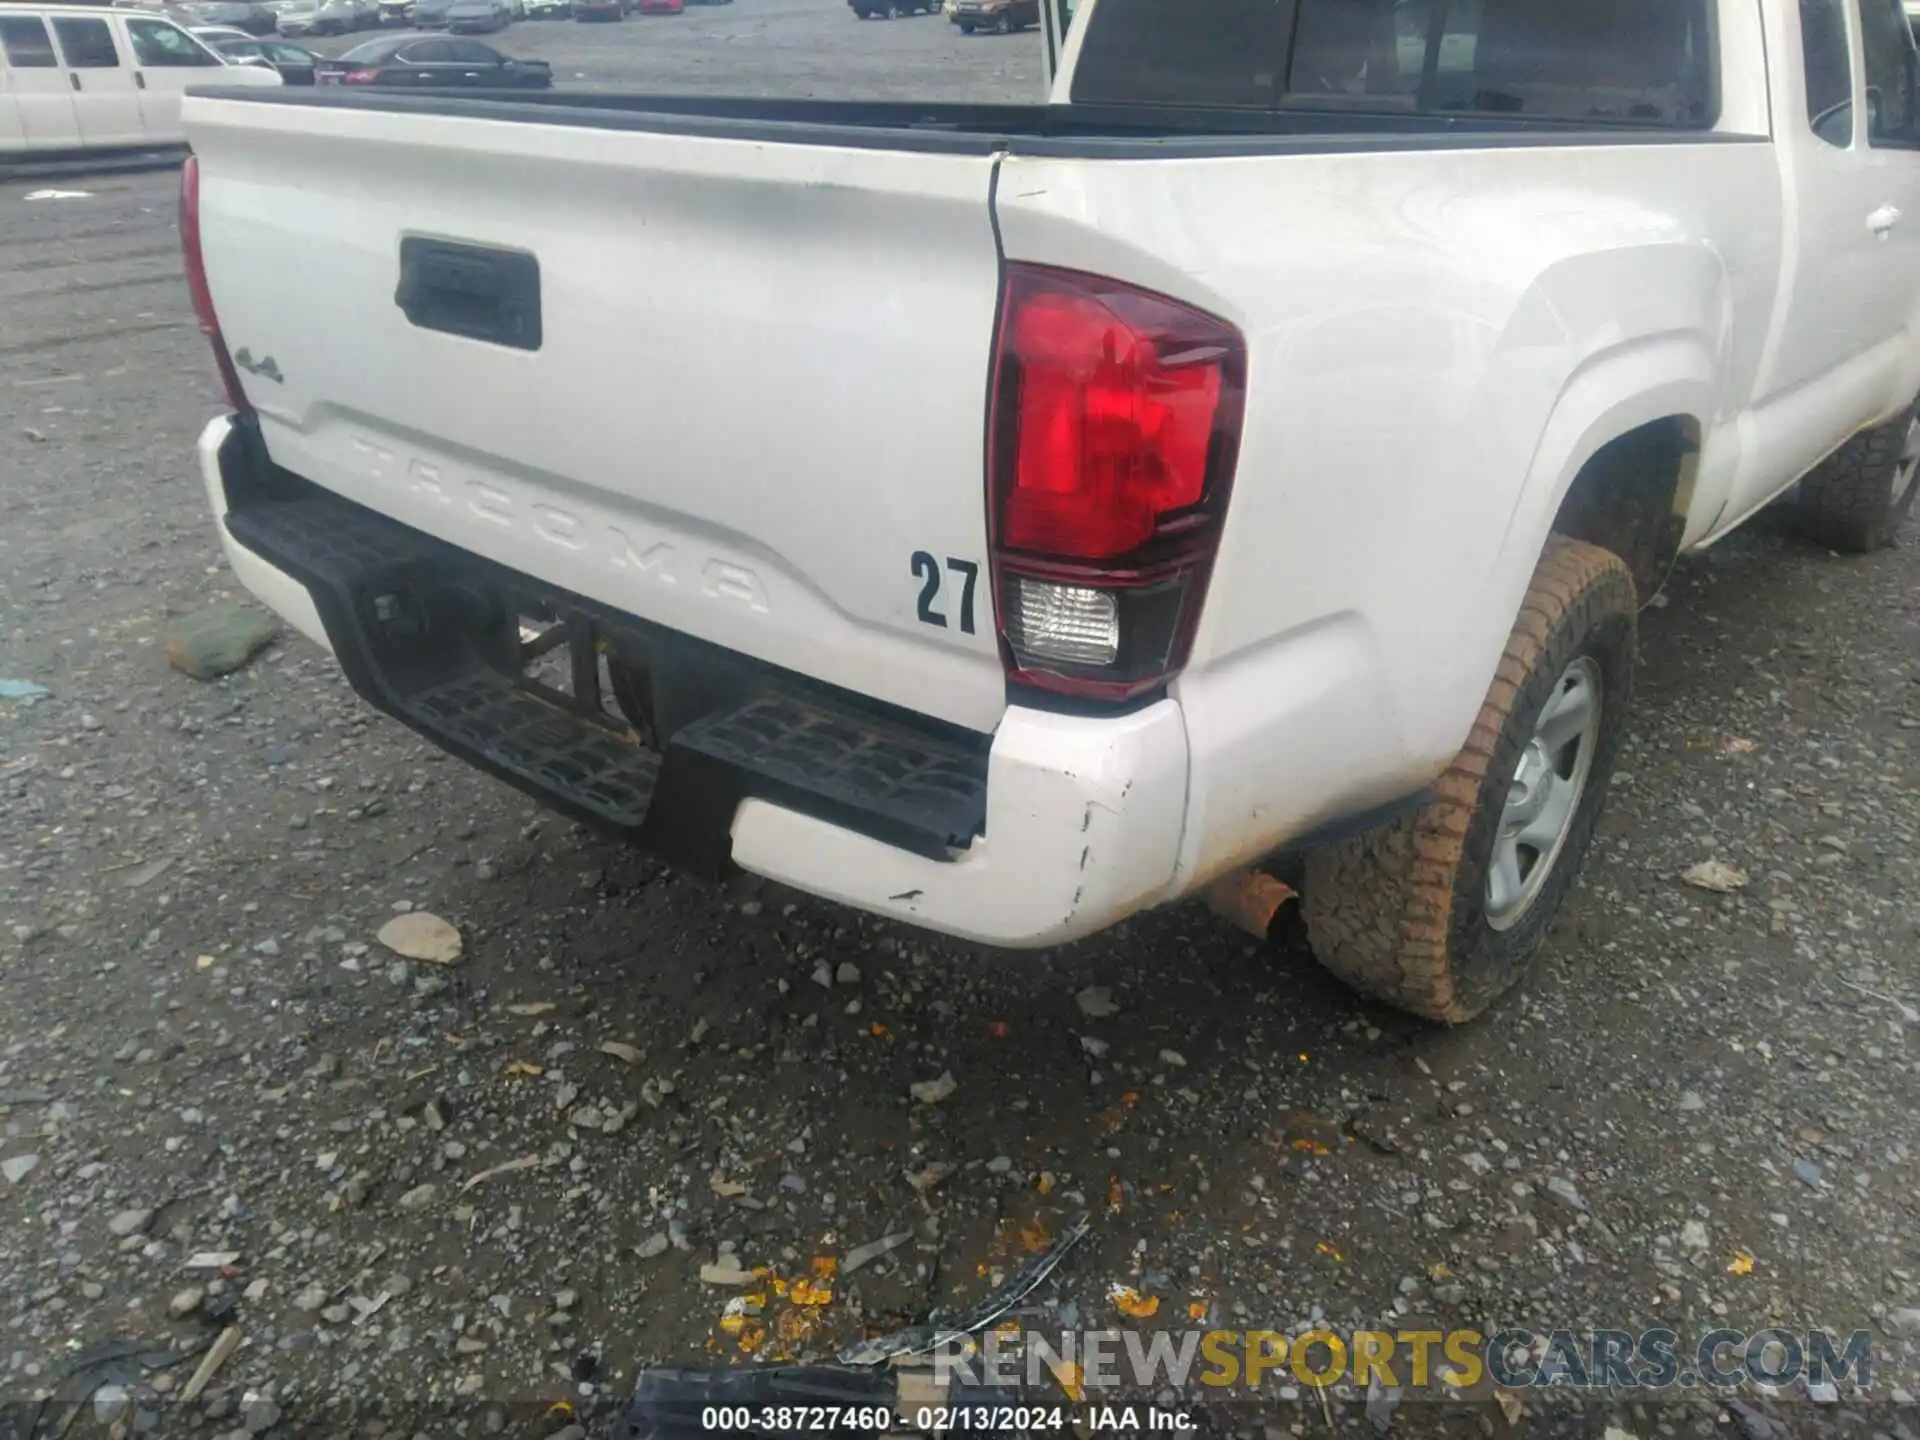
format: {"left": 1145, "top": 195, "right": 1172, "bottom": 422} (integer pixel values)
{"left": 911, "top": 552, "right": 979, "bottom": 635}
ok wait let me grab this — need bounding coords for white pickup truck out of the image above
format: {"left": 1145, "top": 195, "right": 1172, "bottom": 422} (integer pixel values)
{"left": 181, "top": 0, "right": 1920, "bottom": 1023}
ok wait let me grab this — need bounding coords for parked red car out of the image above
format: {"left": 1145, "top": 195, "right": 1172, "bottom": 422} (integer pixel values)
{"left": 635, "top": 0, "right": 683, "bottom": 14}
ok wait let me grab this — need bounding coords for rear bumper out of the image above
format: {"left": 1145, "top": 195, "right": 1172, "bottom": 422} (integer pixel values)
{"left": 198, "top": 415, "right": 1190, "bottom": 946}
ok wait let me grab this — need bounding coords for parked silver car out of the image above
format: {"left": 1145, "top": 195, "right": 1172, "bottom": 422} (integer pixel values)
{"left": 276, "top": 0, "right": 371, "bottom": 32}
{"left": 445, "top": 0, "right": 508, "bottom": 31}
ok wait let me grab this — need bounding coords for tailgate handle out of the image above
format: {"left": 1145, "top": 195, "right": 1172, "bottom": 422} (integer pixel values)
{"left": 395, "top": 238, "right": 542, "bottom": 351}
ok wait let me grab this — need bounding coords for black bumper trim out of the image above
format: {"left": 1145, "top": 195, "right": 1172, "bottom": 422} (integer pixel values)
{"left": 217, "top": 430, "right": 989, "bottom": 870}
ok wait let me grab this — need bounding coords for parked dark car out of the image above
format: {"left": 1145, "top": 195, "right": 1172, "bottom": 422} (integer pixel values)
{"left": 947, "top": 0, "right": 1033, "bottom": 29}
{"left": 213, "top": 35, "right": 322, "bottom": 77}
{"left": 570, "top": 0, "right": 621, "bottom": 19}
{"left": 850, "top": 0, "right": 934, "bottom": 15}
{"left": 318, "top": 34, "right": 551, "bottom": 85}
{"left": 406, "top": 0, "right": 456, "bottom": 24}
{"left": 180, "top": 0, "right": 278, "bottom": 33}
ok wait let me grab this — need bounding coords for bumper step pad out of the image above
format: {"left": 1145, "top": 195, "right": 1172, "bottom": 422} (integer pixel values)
{"left": 222, "top": 473, "right": 987, "bottom": 868}
{"left": 411, "top": 672, "right": 663, "bottom": 828}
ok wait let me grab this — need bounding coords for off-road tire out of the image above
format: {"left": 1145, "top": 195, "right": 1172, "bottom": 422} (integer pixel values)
{"left": 1301, "top": 537, "right": 1637, "bottom": 1024}
{"left": 1796, "top": 401, "right": 1920, "bottom": 553}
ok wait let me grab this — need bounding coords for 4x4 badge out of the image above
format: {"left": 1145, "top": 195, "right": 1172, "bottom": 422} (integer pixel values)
{"left": 232, "top": 348, "right": 283, "bottom": 384}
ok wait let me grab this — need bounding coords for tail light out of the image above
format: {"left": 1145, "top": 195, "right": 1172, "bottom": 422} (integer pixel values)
{"left": 987, "top": 263, "right": 1245, "bottom": 704}
{"left": 342, "top": 65, "right": 381, "bottom": 82}
{"left": 178, "top": 154, "right": 253, "bottom": 420}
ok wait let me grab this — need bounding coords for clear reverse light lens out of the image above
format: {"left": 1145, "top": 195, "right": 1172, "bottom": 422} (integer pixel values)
{"left": 1008, "top": 578, "right": 1119, "bottom": 667}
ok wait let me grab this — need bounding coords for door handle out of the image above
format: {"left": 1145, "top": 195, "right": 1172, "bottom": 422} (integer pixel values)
{"left": 69, "top": 71, "right": 81, "bottom": 90}
{"left": 1868, "top": 204, "right": 1903, "bottom": 236}
{"left": 134, "top": 69, "right": 146, "bottom": 88}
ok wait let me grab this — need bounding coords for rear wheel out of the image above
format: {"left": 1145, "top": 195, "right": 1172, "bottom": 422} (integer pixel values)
{"left": 993, "top": 9, "right": 1009, "bottom": 29}
{"left": 1796, "top": 400, "right": 1920, "bottom": 553}
{"left": 958, "top": 18, "right": 973, "bottom": 28}
{"left": 1301, "top": 538, "right": 1636, "bottom": 1024}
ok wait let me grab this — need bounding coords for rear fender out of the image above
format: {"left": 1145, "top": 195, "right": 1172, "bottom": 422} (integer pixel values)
{"left": 1470, "top": 247, "right": 1726, "bottom": 712}
{"left": 1499, "top": 335, "right": 1716, "bottom": 579}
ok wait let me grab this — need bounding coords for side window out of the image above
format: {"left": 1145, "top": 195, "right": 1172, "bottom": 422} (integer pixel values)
{"left": 126, "top": 18, "right": 222, "bottom": 66}
{"left": 51, "top": 16, "right": 122, "bottom": 68}
{"left": 444, "top": 40, "right": 500, "bottom": 62}
{"left": 1290, "top": 0, "right": 1409, "bottom": 104}
{"left": 1382, "top": 0, "right": 1480, "bottom": 82}
{"left": 1382, "top": 0, "right": 1710, "bottom": 124}
{"left": 1802, "top": 0, "right": 1856, "bottom": 146}
{"left": 1433, "top": 0, "right": 1480, "bottom": 73}
{"left": 1857, "top": 0, "right": 1920, "bottom": 143}
{"left": 400, "top": 39, "right": 454, "bottom": 61}
{"left": 1069, "top": 0, "right": 1294, "bottom": 109}
{"left": 1071, "top": 0, "right": 1711, "bottom": 124}
{"left": 0, "top": 15, "right": 60, "bottom": 66}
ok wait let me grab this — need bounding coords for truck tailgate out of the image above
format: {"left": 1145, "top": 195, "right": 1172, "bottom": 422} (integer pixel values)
{"left": 185, "top": 94, "right": 1010, "bottom": 733}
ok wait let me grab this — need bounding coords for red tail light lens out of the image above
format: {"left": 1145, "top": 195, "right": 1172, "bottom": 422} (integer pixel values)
{"left": 343, "top": 65, "right": 381, "bottom": 82}
{"left": 178, "top": 154, "right": 253, "bottom": 419}
{"left": 988, "top": 264, "right": 1245, "bottom": 703}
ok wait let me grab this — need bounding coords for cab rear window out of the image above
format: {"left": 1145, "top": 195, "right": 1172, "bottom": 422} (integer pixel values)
{"left": 1069, "top": 0, "right": 1717, "bottom": 128}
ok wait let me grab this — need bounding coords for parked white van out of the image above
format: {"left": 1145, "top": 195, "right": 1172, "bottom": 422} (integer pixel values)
{"left": 0, "top": 3, "right": 277, "bottom": 156}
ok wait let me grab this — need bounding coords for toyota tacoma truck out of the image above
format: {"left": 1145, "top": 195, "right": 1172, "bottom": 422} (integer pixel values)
{"left": 179, "top": 0, "right": 1920, "bottom": 1023}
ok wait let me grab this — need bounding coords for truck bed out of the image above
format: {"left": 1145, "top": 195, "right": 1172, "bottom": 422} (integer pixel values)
{"left": 192, "top": 83, "right": 1767, "bottom": 154}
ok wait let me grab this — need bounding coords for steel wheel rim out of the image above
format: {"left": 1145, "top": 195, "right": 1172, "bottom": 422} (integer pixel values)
{"left": 1891, "top": 415, "right": 1920, "bottom": 509}
{"left": 1485, "top": 654, "right": 1603, "bottom": 932}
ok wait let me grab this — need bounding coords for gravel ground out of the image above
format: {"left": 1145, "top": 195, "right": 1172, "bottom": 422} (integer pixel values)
{"left": 3, "top": 10, "right": 1920, "bottom": 1438}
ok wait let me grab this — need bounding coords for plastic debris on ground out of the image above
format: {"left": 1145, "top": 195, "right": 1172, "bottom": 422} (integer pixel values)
{"left": 618, "top": 1213, "right": 1095, "bottom": 1439}
{"left": 837, "top": 1211, "right": 1090, "bottom": 1366}
{"left": 17, "top": 1334, "right": 213, "bottom": 1440}
{"left": 1106, "top": 1282, "right": 1159, "bottom": 1319}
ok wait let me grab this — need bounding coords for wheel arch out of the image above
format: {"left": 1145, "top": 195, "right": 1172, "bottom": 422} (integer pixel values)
{"left": 1496, "top": 333, "right": 1715, "bottom": 608}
